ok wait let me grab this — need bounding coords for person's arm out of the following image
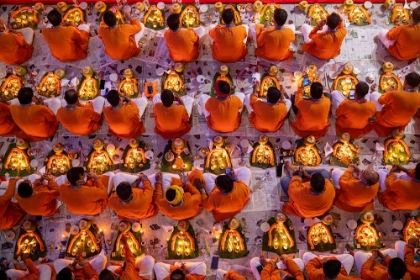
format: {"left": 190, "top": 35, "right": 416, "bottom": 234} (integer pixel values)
{"left": 338, "top": 168, "right": 353, "bottom": 189}
{"left": 286, "top": 176, "right": 304, "bottom": 196}
{"left": 284, "top": 259, "right": 304, "bottom": 280}
{"left": 360, "top": 257, "right": 377, "bottom": 280}
{"left": 121, "top": 244, "right": 137, "bottom": 277}
{"left": 85, "top": 107, "right": 101, "bottom": 122}
{"left": 378, "top": 92, "right": 391, "bottom": 105}
{"left": 250, "top": 94, "right": 259, "bottom": 107}
{"left": 17, "top": 259, "right": 39, "bottom": 280}
{"left": 141, "top": 179, "right": 154, "bottom": 197}
{"left": 385, "top": 173, "right": 398, "bottom": 191}
{"left": 126, "top": 18, "right": 142, "bottom": 35}
{"left": 202, "top": 190, "right": 214, "bottom": 211}
{"left": 190, "top": 29, "right": 199, "bottom": 43}
{"left": 48, "top": 179, "right": 60, "bottom": 191}
{"left": 152, "top": 181, "right": 166, "bottom": 208}
{"left": 82, "top": 263, "right": 99, "bottom": 280}
{"left": 404, "top": 244, "right": 420, "bottom": 278}
{"left": 260, "top": 261, "right": 277, "bottom": 279}
{"left": 71, "top": 27, "right": 89, "bottom": 44}
{"left": 41, "top": 106, "right": 57, "bottom": 122}
{"left": 386, "top": 26, "right": 402, "bottom": 40}
{"left": 209, "top": 26, "right": 216, "bottom": 40}
{"left": 305, "top": 257, "right": 324, "bottom": 279}
{"left": 256, "top": 29, "right": 267, "bottom": 47}
{"left": 308, "top": 26, "right": 321, "bottom": 39}
{"left": 335, "top": 101, "right": 347, "bottom": 118}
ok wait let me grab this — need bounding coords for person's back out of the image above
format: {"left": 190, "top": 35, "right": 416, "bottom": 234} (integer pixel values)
{"left": 0, "top": 19, "right": 34, "bottom": 65}
{"left": 361, "top": 255, "right": 410, "bottom": 280}
{"left": 381, "top": 171, "right": 420, "bottom": 210}
{"left": 377, "top": 91, "right": 420, "bottom": 127}
{"left": 306, "top": 258, "right": 360, "bottom": 280}
{"left": 0, "top": 179, "right": 26, "bottom": 230}
{"left": 0, "top": 101, "right": 22, "bottom": 137}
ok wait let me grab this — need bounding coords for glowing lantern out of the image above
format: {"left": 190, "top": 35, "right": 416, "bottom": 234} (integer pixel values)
{"left": 259, "top": 3, "right": 281, "bottom": 25}
{"left": 204, "top": 136, "right": 232, "bottom": 175}
{"left": 307, "top": 4, "right": 329, "bottom": 26}
{"left": 66, "top": 219, "right": 102, "bottom": 258}
{"left": 1, "top": 139, "right": 35, "bottom": 177}
{"left": 118, "top": 69, "right": 139, "bottom": 98}
{"left": 179, "top": 5, "right": 200, "bottom": 28}
{"left": 348, "top": 5, "right": 371, "bottom": 25}
{"left": 211, "top": 65, "right": 235, "bottom": 97}
{"left": 294, "top": 136, "right": 322, "bottom": 167}
{"left": 45, "top": 143, "right": 71, "bottom": 176}
{"left": 218, "top": 218, "right": 248, "bottom": 259}
{"left": 296, "top": 64, "right": 321, "bottom": 100}
{"left": 111, "top": 221, "right": 143, "bottom": 260}
{"left": 10, "top": 6, "right": 39, "bottom": 29}
{"left": 332, "top": 63, "right": 359, "bottom": 98}
{"left": 78, "top": 66, "right": 99, "bottom": 100}
{"left": 167, "top": 221, "right": 198, "bottom": 259}
{"left": 14, "top": 221, "right": 46, "bottom": 261}
{"left": 85, "top": 139, "right": 114, "bottom": 175}
{"left": 63, "top": 7, "right": 86, "bottom": 27}
{"left": 390, "top": 5, "right": 410, "bottom": 25}
{"left": 143, "top": 5, "right": 165, "bottom": 30}
{"left": 354, "top": 211, "right": 381, "bottom": 250}
{"left": 1, "top": 75, "right": 22, "bottom": 101}
{"left": 262, "top": 212, "right": 297, "bottom": 255}
{"left": 259, "top": 66, "right": 281, "bottom": 98}
{"left": 384, "top": 129, "right": 411, "bottom": 165}
{"left": 307, "top": 214, "right": 336, "bottom": 252}
{"left": 120, "top": 138, "right": 150, "bottom": 173}
{"left": 36, "top": 70, "right": 64, "bottom": 98}
{"left": 162, "top": 68, "right": 186, "bottom": 96}
{"left": 379, "top": 62, "right": 402, "bottom": 92}
{"left": 250, "top": 135, "right": 276, "bottom": 169}
{"left": 330, "top": 133, "right": 360, "bottom": 166}
{"left": 403, "top": 215, "right": 420, "bottom": 243}
{"left": 161, "top": 138, "right": 193, "bottom": 173}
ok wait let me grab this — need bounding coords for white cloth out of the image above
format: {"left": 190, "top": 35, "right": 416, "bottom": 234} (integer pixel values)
{"left": 53, "top": 252, "right": 107, "bottom": 275}
{"left": 112, "top": 172, "right": 156, "bottom": 191}
{"left": 377, "top": 169, "right": 389, "bottom": 192}
{"left": 303, "top": 252, "right": 354, "bottom": 276}
{"left": 216, "top": 268, "right": 227, "bottom": 280}
{"left": 154, "top": 262, "right": 206, "bottom": 280}
{"left": 331, "top": 90, "right": 346, "bottom": 118}
{"left": 108, "top": 255, "right": 155, "bottom": 280}
{"left": 354, "top": 249, "right": 397, "bottom": 274}
{"left": 19, "top": 28, "right": 34, "bottom": 45}
{"left": 198, "top": 92, "right": 245, "bottom": 117}
{"left": 162, "top": 173, "right": 185, "bottom": 192}
{"left": 6, "top": 264, "right": 51, "bottom": 280}
{"left": 369, "top": 91, "right": 383, "bottom": 112}
{"left": 331, "top": 168, "right": 345, "bottom": 189}
{"left": 61, "top": 96, "right": 105, "bottom": 114}
{"left": 300, "top": 24, "right": 328, "bottom": 44}
{"left": 43, "top": 98, "right": 61, "bottom": 115}
{"left": 395, "top": 240, "right": 408, "bottom": 260}
{"left": 243, "top": 94, "right": 291, "bottom": 113}
{"left": 203, "top": 167, "right": 251, "bottom": 194}
{"left": 153, "top": 94, "right": 194, "bottom": 117}
{"left": 193, "top": 26, "right": 206, "bottom": 39}
{"left": 78, "top": 24, "right": 90, "bottom": 32}
{"left": 249, "top": 256, "right": 305, "bottom": 280}
{"left": 135, "top": 23, "right": 146, "bottom": 48}
{"left": 378, "top": 29, "right": 395, "bottom": 49}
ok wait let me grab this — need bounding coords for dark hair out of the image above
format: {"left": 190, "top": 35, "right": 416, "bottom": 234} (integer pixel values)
{"left": 412, "top": 6, "right": 420, "bottom": 22}
{"left": 0, "top": 271, "right": 7, "bottom": 280}
{"left": 161, "top": 89, "right": 174, "bottom": 107}
{"left": 217, "top": 80, "right": 231, "bottom": 95}
{"left": 283, "top": 276, "right": 296, "bottom": 280}
{"left": 327, "top": 13, "right": 341, "bottom": 29}
{"left": 99, "top": 269, "right": 117, "bottom": 280}
{"left": 57, "top": 267, "right": 73, "bottom": 280}
{"left": 167, "top": 14, "right": 180, "bottom": 31}
{"left": 222, "top": 9, "right": 234, "bottom": 24}
{"left": 267, "top": 87, "right": 281, "bottom": 104}
{"left": 47, "top": 9, "right": 62, "bottom": 26}
{"left": 66, "top": 167, "right": 85, "bottom": 185}
{"left": 170, "top": 269, "right": 186, "bottom": 280}
{"left": 18, "top": 88, "right": 34, "bottom": 105}
{"left": 323, "top": 259, "right": 342, "bottom": 279}
{"left": 18, "top": 182, "right": 32, "bottom": 198}
{"left": 388, "top": 258, "right": 407, "bottom": 279}
{"left": 405, "top": 72, "right": 420, "bottom": 88}
{"left": 64, "top": 89, "right": 79, "bottom": 105}
{"left": 415, "top": 163, "right": 420, "bottom": 181}
{"left": 310, "top": 82, "right": 323, "bottom": 99}
{"left": 310, "top": 173, "right": 325, "bottom": 193}
{"left": 103, "top": 11, "right": 117, "bottom": 27}
{"left": 116, "top": 182, "right": 132, "bottom": 201}
{"left": 166, "top": 189, "right": 176, "bottom": 201}
{"left": 355, "top": 82, "right": 369, "bottom": 99}
{"left": 273, "top": 9, "right": 287, "bottom": 26}
{"left": 215, "top": 175, "right": 234, "bottom": 193}
{"left": 106, "top": 90, "right": 120, "bottom": 106}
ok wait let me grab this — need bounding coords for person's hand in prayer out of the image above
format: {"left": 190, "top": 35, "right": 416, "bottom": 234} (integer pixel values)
{"left": 193, "top": 178, "right": 206, "bottom": 192}
{"left": 180, "top": 263, "right": 188, "bottom": 275}
{"left": 179, "top": 172, "right": 189, "bottom": 185}
{"left": 259, "top": 255, "right": 267, "bottom": 267}
{"left": 371, "top": 249, "right": 379, "bottom": 259}
{"left": 20, "top": 253, "right": 29, "bottom": 261}
{"left": 155, "top": 171, "right": 162, "bottom": 183}
{"left": 87, "top": 172, "right": 99, "bottom": 181}
{"left": 279, "top": 254, "right": 289, "bottom": 262}
{"left": 389, "top": 164, "right": 399, "bottom": 174}
{"left": 42, "top": 173, "right": 53, "bottom": 182}
{"left": 408, "top": 237, "right": 419, "bottom": 248}
{"left": 0, "top": 95, "right": 9, "bottom": 105}
{"left": 317, "top": 19, "right": 326, "bottom": 30}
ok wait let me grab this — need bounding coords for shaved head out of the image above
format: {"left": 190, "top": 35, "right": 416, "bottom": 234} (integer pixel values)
{"left": 64, "top": 89, "right": 79, "bottom": 105}
{"left": 363, "top": 169, "right": 379, "bottom": 186}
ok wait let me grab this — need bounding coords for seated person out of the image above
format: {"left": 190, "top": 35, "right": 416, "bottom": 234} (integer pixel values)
{"left": 0, "top": 179, "right": 26, "bottom": 230}
{"left": 0, "top": 96, "right": 26, "bottom": 138}
{"left": 209, "top": 9, "right": 247, "bottom": 63}
{"left": 250, "top": 255, "right": 304, "bottom": 280}
{"left": 215, "top": 269, "right": 246, "bottom": 280}
{"left": 103, "top": 90, "right": 146, "bottom": 139}
{"left": 16, "top": 174, "right": 60, "bottom": 217}
{"left": 164, "top": 14, "right": 200, "bottom": 63}
{"left": 0, "top": 18, "right": 34, "bottom": 65}
{"left": 98, "top": 11, "right": 143, "bottom": 60}
{"left": 331, "top": 164, "right": 379, "bottom": 212}
{"left": 199, "top": 81, "right": 245, "bottom": 133}
{"left": 153, "top": 170, "right": 207, "bottom": 221}
{"left": 203, "top": 167, "right": 251, "bottom": 222}
{"left": 301, "top": 13, "right": 347, "bottom": 60}
{"left": 154, "top": 262, "right": 206, "bottom": 280}
{"left": 377, "top": 163, "right": 420, "bottom": 210}
{"left": 281, "top": 162, "right": 334, "bottom": 218}
{"left": 395, "top": 239, "right": 420, "bottom": 279}
{"left": 4, "top": 252, "right": 52, "bottom": 280}
{"left": 303, "top": 252, "right": 360, "bottom": 280}
{"left": 354, "top": 249, "right": 410, "bottom": 279}
{"left": 108, "top": 173, "right": 157, "bottom": 220}
{"left": 10, "top": 88, "right": 59, "bottom": 142}
{"left": 245, "top": 86, "right": 291, "bottom": 132}
{"left": 59, "top": 167, "right": 114, "bottom": 216}
{"left": 377, "top": 7, "right": 420, "bottom": 61}
{"left": 57, "top": 89, "right": 103, "bottom": 136}
{"left": 332, "top": 82, "right": 376, "bottom": 139}
{"left": 42, "top": 9, "right": 90, "bottom": 62}
{"left": 290, "top": 82, "right": 331, "bottom": 139}
{"left": 371, "top": 72, "right": 420, "bottom": 137}
{"left": 255, "top": 8, "right": 295, "bottom": 61}
{"left": 54, "top": 252, "right": 107, "bottom": 280}
{"left": 153, "top": 89, "right": 192, "bottom": 139}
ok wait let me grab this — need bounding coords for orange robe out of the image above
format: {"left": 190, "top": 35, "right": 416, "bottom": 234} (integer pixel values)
{"left": 16, "top": 180, "right": 60, "bottom": 216}
{"left": 261, "top": 259, "right": 304, "bottom": 280}
{"left": 10, "top": 104, "right": 58, "bottom": 141}
{"left": 59, "top": 177, "right": 108, "bottom": 215}
{"left": 153, "top": 170, "right": 206, "bottom": 221}
{"left": 361, "top": 256, "right": 411, "bottom": 280}
{"left": 224, "top": 270, "right": 246, "bottom": 280}
{"left": 164, "top": 29, "right": 199, "bottom": 63}
{"left": 66, "top": 263, "right": 98, "bottom": 280}
{"left": 57, "top": 103, "right": 102, "bottom": 136}
{"left": 203, "top": 181, "right": 250, "bottom": 222}
{"left": 0, "top": 179, "right": 25, "bottom": 230}
{"left": 404, "top": 245, "right": 420, "bottom": 279}
{"left": 306, "top": 257, "right": 361, "bottom": 280}
{"left": 209, "top": 25, "right": 247, "bottom": 63}
{"left": 255, "top": 25, "right": 295, "bottom": 61}
{"left": 283, "top": 176, "right": 335, "bottom": 218}
{"left": 153, "top": 103, "right": 191, "bottom": 139}
{"left": 103, "top": 102, "right": 145, "bottom": 139}
{"left": 119, "top": 244, "right": 142, "bottom": 280}
{"left": 108, "top": 179, "right": 157, "bottom": 220}
{"left": 248, "top": 94, "right": 288, "bottom": 132}
{"left": 374, "top": 90, "right": 420, "bottom": 137}
{"left": 335, "top": 99, "right": 375, "bottom": 139}
{"left": 302, "top": 24, "right": 347, "bottom": 60}
{"left": 205, "top": 96, "right": 243, "bottom": 133}
{"left": 17, "top": 259, "right": 39, "bottom": 280}
{"left": 0, "top": 102, "right": 24, "bottom": 137}
{"left": 334, "top": 168, "right": 379, "bottom": 212}
{"left": 0, "top": 31, "right": 33, "bottom": 65}
{"left": 42, "top": 26, "right": 89, "bottom": 62}
{"left": 98, "top": 19, "right": 141, "bottom": 60}
{"left": 386, "top": 25, "right": 420, "bottom": 61}
{"left": 163, "top": 265, "right": 206, "bottom": 280}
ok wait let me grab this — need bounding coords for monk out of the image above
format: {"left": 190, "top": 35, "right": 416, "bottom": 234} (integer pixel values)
{"left": 290, "top": 82, "right": 331, "bottom": 139}
{"left": 304, "top": 255, "right": 361, "bottom": 280}
{"left": 215, "top": 269, "right": 246, "bottom": 280}
{"left": 108, "top": 173, "right": 157, "bottom": 220}
{"left": 16, "top": 174, "right": 60, "bottom": 217}
{"left": 153, "top": 170, "right": 207, "bottom": 221}
{"left": 377, "top": 7, "right": 420, "bottom": 61}
{"left": 59, "top": 167, "right": 111, "bottom": 216}
{"left": 153, "top": 89, "right": 192, "bottom": 139}
{"left": 0, "top": 96, "right": 26, "bottom": 138}
{"left": 255, "top": 8, "right": 295, "bottom": 61}
{"left": 0, "top": 179, "right": 25, "bottom": 230}
{"left": 0, "top": 18, "right": 34, "bottom": 65}
{"left": 332, "top": 82, "right": 376, "bottom": 139}
{"left": 202, "top": 168, "right": 251, "bottom": 222}
{"left": 10, "top": 88, "right": 58, "bottom": 142}
{"left": 103, "top": 90, "right": 146, "bottom": 139}
{"left": 401, "top": 238, "right": 420, "bottom": 279}
{"left": 209, "top": 9, "right": 247, "bottom": 63}
{"left": 301, "top": 13, "right": 347, "bottom": 60}
{"left": 57, "top": 89, "right": 103, "bottom": 136}
{"left": 3, "top": 252, "right": 51, "bottom": 280}
{"left": 154, "top": 262, "right": 206, "bottom": 280}
{"left": 164, "top": 14, "right": 199, "bottom": 63}
{"left": 281, "top": 162, "right": 335, "bottom": 218}
{"left": 377, "top": 163, "right": 420, "bottom": 210}
{"left": 372, "top": 72, "right": 420, "bottom": 137}
{"left": 331, "top": 164, "right": 379, "bottom": 212}
{"left": 98, "top": 11, "right": 143, "bottom": 60}
{"left": 55, "top": 253, "right": 107, "bottom": 280}
{"left": 245, "top": 86, "right": 291, "bottom": 132}
{"left": 199, "top": 80, "right": 245, "bottom": 133}
{"left": 258, "top": 255, "right": 304, "bottom": 280}
{"left": 42, "top": 9, "right": 89, "bottom": 62}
